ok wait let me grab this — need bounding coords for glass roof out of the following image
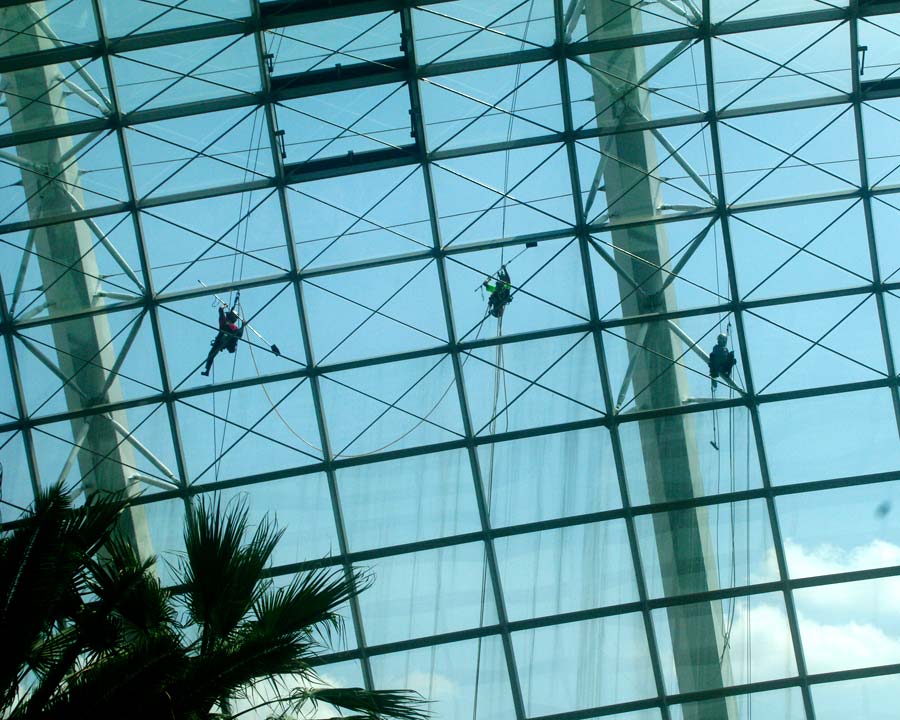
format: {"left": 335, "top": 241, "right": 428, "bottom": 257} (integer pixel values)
{"left": 1, "top": 1, "right": 899, "bottom": 718}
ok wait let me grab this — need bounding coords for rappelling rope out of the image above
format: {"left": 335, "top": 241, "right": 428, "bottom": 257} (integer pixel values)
{"left": 472, "top": 311, "right": 510, "bottom": 719}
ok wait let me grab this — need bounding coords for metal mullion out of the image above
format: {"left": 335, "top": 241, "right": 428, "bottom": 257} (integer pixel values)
{"left": 848, "top": 5, "right": 900, "bottom": 441}
{"left": 702, "top": 4, "right": 817, "bottom": 718}
{"left": 249, "top": 0, "right": 375, "bottom": 693}
{"left": 0, "top": 272, "right": 40, "bottom": 501}
{"left": 554, "top": 1, "right": 672, "bottom": 717}
{"left": 0, "top": 4, "right": 856, "bottom": 78}
{"left": 0, "top": 198, "right": 129, "bottom": 236}
{"left": 92, "top": 0, "right": 189, "bottom": 494}
{"left": 400, "top": 8, "right": 526, "bottom": 718}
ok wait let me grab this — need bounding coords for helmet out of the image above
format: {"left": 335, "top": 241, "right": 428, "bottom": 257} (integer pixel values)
{"left": 225, "top": 311, "right": 239, "bottom": 323}
{"left": 716, "top": 333, "right": 727, "bottom": 346}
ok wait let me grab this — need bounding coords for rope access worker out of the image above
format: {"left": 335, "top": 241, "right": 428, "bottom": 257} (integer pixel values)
{"left": 483, "top": 265, "right": 512, "bottom": 318}
{"left": 708, "top": 333, "right": 736, "bottom": 387}
{"left": 201, "top": 298, "right": 244, "bottom": 376}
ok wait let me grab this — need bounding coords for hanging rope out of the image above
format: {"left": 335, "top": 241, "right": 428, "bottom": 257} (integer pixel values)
{"left": 472, "top": 312, "right": 508, "bottom": 720}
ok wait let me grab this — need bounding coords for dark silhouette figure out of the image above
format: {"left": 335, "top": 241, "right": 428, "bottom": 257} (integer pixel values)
{"left": 484, "top": 266, "right": 512, "bottom": 318}
{"left": 708, "top": 333, "right": 736, "bottom": 386}
{"left": 201, "top": 303, "right": 244, "bottom": 376}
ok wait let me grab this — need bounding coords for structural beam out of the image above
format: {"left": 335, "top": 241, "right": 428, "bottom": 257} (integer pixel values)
{"left": 585, "top": 2, "right": 734, "bottom": 717}
{"left": 0, "top": 3, "right": 153, "bottom": 557}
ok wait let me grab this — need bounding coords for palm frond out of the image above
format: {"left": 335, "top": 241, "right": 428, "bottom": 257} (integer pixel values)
{"left": 0, "top": 483, "right": 124, "bottom": 712}
{"left": 291, "top": 686, "right": 431, "bottom": 720}
{"left": 181, "top": 495, "right": 284, "bottom": 651}
{"left": 87, "top": 534, "right": 175, "bottom": 641}
{"left": 252, "top": 566, "right": 371, "bottom": 647}
{"left": 170, "top": 631, "right": 316, "bottom": 715}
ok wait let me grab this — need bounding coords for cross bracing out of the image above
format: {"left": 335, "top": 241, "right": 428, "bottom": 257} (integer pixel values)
{"left": 2, "top": 0, "right": 900, "bottom": 719}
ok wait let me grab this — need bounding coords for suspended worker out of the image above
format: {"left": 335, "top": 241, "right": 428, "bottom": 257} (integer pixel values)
{"left": 201, "top": 297, "right": 244, "bottom": 376}
{"left": 483, "top": 265, "right": 512, "bottom": 318}
{"left": 708, "top": 333, "right": 736, "bottom": 386}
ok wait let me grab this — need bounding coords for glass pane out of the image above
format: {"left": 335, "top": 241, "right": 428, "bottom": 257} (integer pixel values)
{"left": 762, "top": 389, "right": 900, "bottom": 485}
{"left": 338, "top": 449, "right": 480, "bottom": 552}
{"left": 514, "top": 613, "right": 656, "bottom": 716}
{"left": 813, "top": 675, "right": 900, "bottom": 720}
{"left": 496, "top": 519, "right": 638, "bottom": 621}
{"left": 358, "top": 542, "right": 497, "bottom": 646}
{"left": 637, "top": 498, "right": 777, "bottom": 599}
{"left": 796, "top": 577, "right": 900, "bottom": 674}
{"left": 777, "top": 480, "right": 900, "bottom": 580}
{"left": 654, "top": 592, "right": 798, "bottom": 694}
{"left": 371, "top": 636, "right": 516, "bottom": 720}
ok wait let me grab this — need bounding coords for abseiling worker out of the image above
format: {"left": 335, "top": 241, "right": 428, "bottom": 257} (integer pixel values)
{"left": 708, "top": 333, "right": 736, "bottom": 386}
{"left": 201, "top": 301, "right": 244, "bottom": 376}
{"left": 484, "top": 265, "right": 512, "bottom": 318}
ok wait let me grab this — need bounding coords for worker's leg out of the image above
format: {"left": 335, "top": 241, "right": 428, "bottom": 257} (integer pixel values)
{"left": 202, "top": 334, "right": 225, "bottom": 376}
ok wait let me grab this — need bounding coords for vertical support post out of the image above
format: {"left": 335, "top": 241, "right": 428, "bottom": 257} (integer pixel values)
{"left": 584, "top": 2, "right": 735, "bottom": 717}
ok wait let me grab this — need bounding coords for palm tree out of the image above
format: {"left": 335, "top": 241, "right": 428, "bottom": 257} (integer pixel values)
{"left": 0, "top": 485, "right": 427, "bottom": 720}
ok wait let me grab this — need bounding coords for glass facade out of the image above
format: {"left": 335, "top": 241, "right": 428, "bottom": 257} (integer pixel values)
{"left": 1, "top": 1, "right": 899, "bottom": 718}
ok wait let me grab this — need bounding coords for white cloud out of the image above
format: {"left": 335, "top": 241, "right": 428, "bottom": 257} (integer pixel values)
{"left": 720, "top": 537, "right": 900, "bottom": 714}
{"left": 781, "top": 538, "right": 900, "bottom": 580}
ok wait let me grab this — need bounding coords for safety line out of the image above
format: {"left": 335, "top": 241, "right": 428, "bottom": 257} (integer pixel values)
{"left": 330, "top": 355, "right": 462, "bottom": 457}
{"left": 434, "top": 148, "right": 575, "bottom": 228}
{"left": 472, "top": 331, "right": 598, "bottom": 436}
{"left": 450, "top": 238, "right": 589, "bottom": 343}
{"left": 589, "top": 219, "right": 728, "bottom": 320}
{"left": 140, "top": 196, "right": 287, "bottom": 276}
{"left": 464, "top": 336, "right": 604, "bottom": 419}
{"left": 439, "top": 143, "right": 569, "bottom": 248}
{"left": 177, "top": 386, "right": 321, "bottom": 463}
{"left": 96, "top": 189, "right": 574, "bottom": 287}
{"left": 189, "top": 376, "right": 314, "bottom": 484}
